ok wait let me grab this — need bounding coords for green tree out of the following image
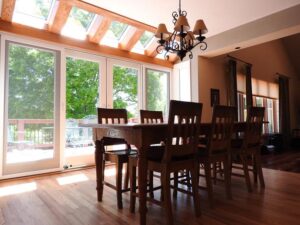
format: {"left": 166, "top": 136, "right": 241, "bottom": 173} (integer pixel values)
{"left": 8, "top": 44, "right": 55, "bottom": 119}
{"left": 66, "top": 57, "right": 99, "bottom": 119}
{"left": 146, "top": 69, "right": 168, "bottom": 114}
{"left": 113, "top": 66, "right": 138, "bottom": 118}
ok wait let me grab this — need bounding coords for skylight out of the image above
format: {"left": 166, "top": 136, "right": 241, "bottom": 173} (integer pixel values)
{"left": 131, "top": 31, "right": 155, "bottom": 54}
{"left": 110, "top": 21, "right": 129, "bottom": 40}
{"left": 12, "top": 0, "right": 54, "bottom": 29}
{"left": 61, "top": 7, "right": 96, "bottom": 40}
{"left": 140, "top": 31, "right": 154, "bottom": 47}
{"left": 100, "top": 21, "right": 129, "bottom": 48}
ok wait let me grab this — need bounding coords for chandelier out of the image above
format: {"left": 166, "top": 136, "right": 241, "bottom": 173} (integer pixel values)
{"left": 154, "top": 0, "right": 208, "bottom": 61}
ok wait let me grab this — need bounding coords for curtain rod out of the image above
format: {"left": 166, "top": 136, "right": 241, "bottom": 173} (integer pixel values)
{"left": 226, "top": 55, "right": 252, "bottom": 66}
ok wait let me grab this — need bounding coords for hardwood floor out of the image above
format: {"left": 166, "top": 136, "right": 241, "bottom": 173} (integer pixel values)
{"left": 0, "top": 167, "right": 299, "bottom": 225}
{"left": 261, "top": 149, "right": 300, "bottom": 173}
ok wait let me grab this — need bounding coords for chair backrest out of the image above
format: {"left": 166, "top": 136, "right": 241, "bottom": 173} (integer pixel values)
{"left": 163, "top": 100, "right": 203, "bottom": 163}
{"left": 244, "top": 107, "right": 265, "bottom": 148}
{"left": 207, "top": 105, "right": 236, "bottom": 155}
{"left": 140, "top": 110, "right": 164, "bottom": 124}
{"left": 97, "top": 108, "right": 128, "bottom": 124}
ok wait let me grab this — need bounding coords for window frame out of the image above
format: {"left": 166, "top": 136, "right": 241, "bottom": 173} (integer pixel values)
{"left": 2, "top": 36, "right": 62, "bottom": 177}
{"left": 143, "top": 66, "right": 171, "bottom": 116}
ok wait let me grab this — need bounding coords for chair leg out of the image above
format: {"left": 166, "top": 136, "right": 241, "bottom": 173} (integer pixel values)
{"left": 255, "top": 152, "right": 265, "bottom": 188}
{"left": 191, "top": 165, "right": 201, "bottom": 217}
{"left": 124, "top": 162, "right": 129, "bottom": 190}
{"left": 241, "top": 153, "right": 252, "bottom": 193}
{"left": 116, "top": 160, "right": 123, "bottom": 209}
{"left": 253, "top": 154, "right": 258, "bottom": 184}
{"left": 129, "top": 160, "right": 137, "bottom": 213}
{"left": 213, "top": 162, "right": 217, "bottom": 184}
{"left": 204, "top": 162, "right": 213, "bottom": 208}
{"left": 161, "top": 169, "right": 173, "bottom": 225}
{"left": 149, "top": 171, "right": 154, "bottom": 198}
{"left": 173, "top": 172, "right": 178, "bottom": 198}
{"left": 95, "top": 140, "right": 104, "bottom": 202}
{"left": 223, "top": 157, "right": 232, "bottom": 200}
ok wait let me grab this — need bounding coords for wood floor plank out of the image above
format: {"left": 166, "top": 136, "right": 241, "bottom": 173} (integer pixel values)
{"left": 0, "top": 167, "right": 299, "bottom": 225}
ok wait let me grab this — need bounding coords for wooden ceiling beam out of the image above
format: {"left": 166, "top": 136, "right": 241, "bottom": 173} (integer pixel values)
{"left": 145, "top": 39, "right": 159, "bottom": 57}
{"left": 119, "top": 28, "right": 144, "bottom": 51}
{"left": 88, "top": 16, "right": 112, "bottom": 43}
{"left": 62, "top": 0, "right": 156, "bottom": 33}
{"left": 0, "top": 19, "right": 173, "bottom": 68}
{"left": 1, "top": 0, "right": 16, "bottom": 21}
{"left": 48, "top": 0, "right": 72, "bottom": 33}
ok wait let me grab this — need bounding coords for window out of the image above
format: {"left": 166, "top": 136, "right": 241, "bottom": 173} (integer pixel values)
{"left": 131, "top": 31, "right": 154, "bottom": 54}
{"left": 112, "top": 65, "right": 138, "bottom": 119}
{"left": 145, "top": 68, "right": 169, "bottom": 115}
{"left": 237, "top": 92, "right": 247, "bottom": 122}
{"left": 253, "top": 96, "right": 279, "bottom": 133}
{"left": 12, "top": 0, "right": 54, "bottom": 29}
{"left": 100, "top": 21, "right": 129, "bottom": 47}
{"left": 61, "top": 7, "right": 96, "bottom": 40}
{"left": 64, "top": 56, "right": 100, "bottom": 165}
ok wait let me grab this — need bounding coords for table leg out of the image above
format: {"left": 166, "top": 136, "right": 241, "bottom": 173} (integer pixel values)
{"left": 138, "top": 146, "right": 148, "bottom": 225}
{"left": 95, "top": 140, "right": 104, "bottom": 202}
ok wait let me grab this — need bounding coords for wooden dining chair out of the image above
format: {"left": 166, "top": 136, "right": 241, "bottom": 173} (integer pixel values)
{"left": 198, "top": 105, "right": 235, "bottom": 207}
{"left": 140, "top": 110, "right": 164, "bottom": 198}
{"left": 130, "top": 100, "right": 202, "bottom": 225}
{"left": 97, "top": 108, "right": 137, "bottom": 209}
{"left": 231, "top": 107, "right": 265, "bottom": 191}
{"left": 140, "top": 109, "right": 164, "bottom": 124}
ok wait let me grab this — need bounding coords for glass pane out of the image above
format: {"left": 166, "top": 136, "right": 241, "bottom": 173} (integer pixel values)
{"left": 113, "top": 65, "right": 138, "bottom": 120}
{"left": 13, "top": 0, "right": 54, "bottom": 28}
{"left": 65, "top": 57, "right": 98, "bottom": 159}
{"left": 6, "top": 43, "right": 56, "bottom": 163}
{"left": 110, "top": 21, "right": 128, "bottom": 40}
{"left": 145, "top": 69, "right": 168, "bottom": 115}
{"left": 140, "top": 31, "right": 154, "bottom": 47}
{"left": 61, "top": 7, "right": 96, "bottom": 40}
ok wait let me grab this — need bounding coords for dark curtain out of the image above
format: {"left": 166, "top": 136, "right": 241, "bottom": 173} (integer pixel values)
{"left": 279, "top": 75, "right": 291, "bottom": 146}
{"left": 228, "top": 60, "right": 238, "bottom": 119}
{"left": 245, "top": 65, "right": 253, "bottom": 108}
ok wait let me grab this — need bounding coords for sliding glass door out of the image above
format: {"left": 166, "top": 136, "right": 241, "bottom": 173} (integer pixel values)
{"left": 64, "top": 51, "right": 106, "bottom": 167}
{"left": 107, "top": 59, "right": 141, "bottom": 122}
{"left": 3, "top": 41, "right": 60, "bottom": 175}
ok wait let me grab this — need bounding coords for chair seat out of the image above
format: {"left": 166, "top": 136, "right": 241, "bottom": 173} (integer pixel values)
{"left": 197, "top": 147, "right": 227, "bottom": 157}
{"left": 231, "top": 139, "right": 243, "bottom": 148}
{"left": 129, "top": 146, "right": 194, "bottom": 162}
{"left": 106, "top": 150, "right": 137, "bottom": 156}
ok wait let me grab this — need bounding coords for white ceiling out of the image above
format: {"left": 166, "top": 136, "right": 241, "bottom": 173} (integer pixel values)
{"left": 84, "top": 0, "right": 300, "bottom": 37}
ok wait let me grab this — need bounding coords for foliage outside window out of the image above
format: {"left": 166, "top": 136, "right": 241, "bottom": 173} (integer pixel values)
{"left": 13, "top": 0, "right": 54, "bottom": 28}
{"left": 113, "top": 66, "right": 138, "bottom": 119}
{"left": 61, "top": 7, "right": 95, "bottom": 39}
{"left": 146, "top": 69, "right": 169, "bottom": 115}
{"left": 139, "top": 31, "right": 154, "bottom": 47}
{"left": 7, "top": 43, "right": 56, "bottom": 154}
{"left": 109, "top": 21, "right": 129, "bottom": 40}
{"left": 66, "top": 57, "right": 99, "bottom": 119}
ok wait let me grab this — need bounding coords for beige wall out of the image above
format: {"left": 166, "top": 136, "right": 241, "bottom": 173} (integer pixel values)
{"left": 198, "top": 39, "right": 300, "bottom": 128}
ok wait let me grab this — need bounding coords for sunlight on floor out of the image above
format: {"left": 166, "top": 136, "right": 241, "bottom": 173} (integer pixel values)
{"left": 0, "top": 182, "right": 37, "bottom": 197}
{"left": 104, "top": 167, "right": 126, "bottom": 177}
{"left": 56, "top": 173, "right": 89, "bottom": 185}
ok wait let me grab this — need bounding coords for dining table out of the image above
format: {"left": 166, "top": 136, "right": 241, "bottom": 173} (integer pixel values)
{"left": 82, "top": 122, "right": 246, "bottom": 225}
